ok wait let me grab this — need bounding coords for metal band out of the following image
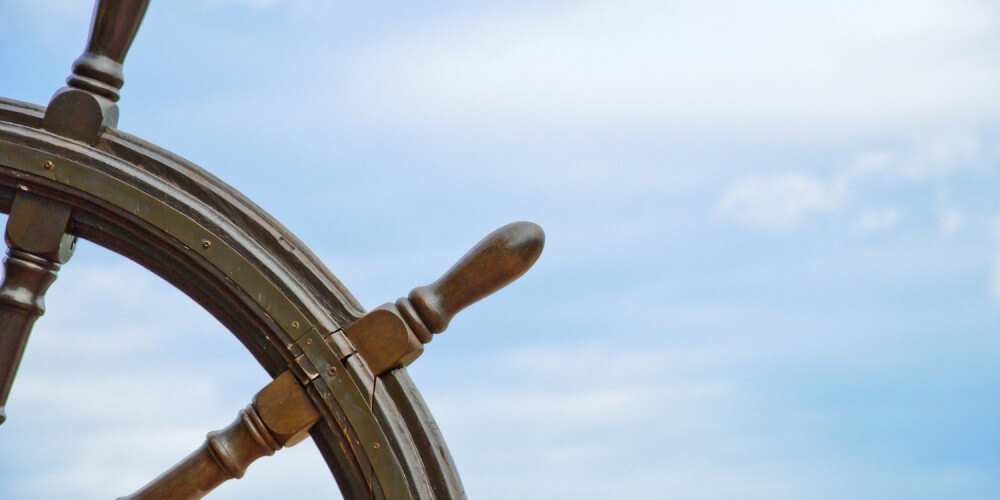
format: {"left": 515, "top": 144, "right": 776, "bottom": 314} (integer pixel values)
{"left": 0, "top": 132, "right": 411, "bottom": 498}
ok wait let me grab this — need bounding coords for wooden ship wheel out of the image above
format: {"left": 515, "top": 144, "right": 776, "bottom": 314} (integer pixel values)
{"left": 0, "top": 1, "right": 544, "bottom": 498}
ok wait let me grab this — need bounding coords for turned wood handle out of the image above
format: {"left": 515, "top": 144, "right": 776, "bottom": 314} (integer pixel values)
{"left": 67, "top": 0, "right": 150, "bottom": 102}
{"left": 408, "top": 221, "right": 545, "bottom": 334}
{"left": 120, "top": 372, "right": 320, "bottom": 499}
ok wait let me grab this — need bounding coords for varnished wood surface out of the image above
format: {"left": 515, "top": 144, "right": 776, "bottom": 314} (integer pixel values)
{"left": 380, "top": 370, "right": 465, "bottom": 499}
{"left": 346, "top": 222, "right": 545, "bottom": 376}
{"left": 0, "top": 99, "right": 466, "bottom": 498}
{"left": 122, "top": 372, "right": 320, "bottom": 499}
{"left": 345, "top": 307, "right": 424, "bottom": 376}
{"left": 0, "top": 192, "right": 74, "bottom": 425}
{"left": 0, "top": 252, "right": 58, "bottom": 425}
{"left": 43, "top": 0, "right": 150, "bottom": 144}
{"left": 0, "top": 2, "right": 534, "bottom": 493}
{"left": 68, "top": 0, "right": 149, "bottom": 102}
{"left": 408, "top": 222, "right": 544, "bottom": 334}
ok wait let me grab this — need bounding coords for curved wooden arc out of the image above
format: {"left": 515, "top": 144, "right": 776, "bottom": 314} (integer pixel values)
{"left": 0, "top": 98, "right": 465, "bottom": 499}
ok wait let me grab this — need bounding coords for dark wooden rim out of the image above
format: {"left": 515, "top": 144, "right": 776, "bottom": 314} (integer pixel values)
{"left": 0, "top": 98, "right": 464, "bottom": 499}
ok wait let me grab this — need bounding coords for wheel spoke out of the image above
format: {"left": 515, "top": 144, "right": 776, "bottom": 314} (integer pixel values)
{"left": 0, "top": 191, "right": 75, "bottom": 425}
{"left": 43, "top": 0, "right": 150, "bottom": 145}
{"left": 120, "top": 371, "right": 321, "bottom": 499}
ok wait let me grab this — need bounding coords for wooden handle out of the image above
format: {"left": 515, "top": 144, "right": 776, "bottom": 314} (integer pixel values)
{"left": 0, "top": 193, "right": 75, "bottom": 425}
{"left": 67, "top": 0, "right": 150, "bottom": 102}
{"left": 120, "top": 372, "right": 320, "bottom": 499}
{"left": 346, "top": 222, "right": 545, "bottom": 375}
{"left": 408, "top": 221, "right": 544, "bottom": 334}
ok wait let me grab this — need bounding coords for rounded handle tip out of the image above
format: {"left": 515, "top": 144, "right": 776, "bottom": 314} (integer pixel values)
{"left": 408, "top": 221, "right": 545, "bottom": 334}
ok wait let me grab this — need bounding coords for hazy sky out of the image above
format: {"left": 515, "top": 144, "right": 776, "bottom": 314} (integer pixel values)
{"left": 2, "top": 1, "right": 1000, "bottom": 498}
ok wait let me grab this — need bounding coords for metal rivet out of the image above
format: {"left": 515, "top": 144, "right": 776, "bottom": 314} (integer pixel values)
{"left": 372, "top": 443, "right": 380, "bottom": 450}
{"left": 327, "top": 366, "right": 337, "bottom": 376}
{"left": 42, "top": 161, "right": 54, "bottom": 170}
{"left": 291, "top": 320, "right": 300, "bottom": 329}
{"left": 305, "top": 338, "right": 313, "bottom": 345}
{"left": 201, "top": 239, "right": 211, "bottom": 249}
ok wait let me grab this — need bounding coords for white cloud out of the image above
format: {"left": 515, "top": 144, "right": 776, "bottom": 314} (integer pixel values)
{"left": 939, "top": 210, "right": 965, "bottom": 234}
{"left": 348, "top": 0, "right": 1000, "bottom": 135}
{"left": 416, "top": 339, "right": 992, "bottom": 499}
{"left": 423, "top": 344, "right": 777, "bottom": 499}
{"left": 854, "top": 208, "right": 900, "bottom": 233}
{"left": 843, "top": 130, "right": 987, "bottom": 181}
{"left": 717, "top": 173, "right": 844, "bottom": 230}
{"left": 6, "top": 3, "right": 1000, "bottom": 498}
{"left": 120, "top": 0, "right": 1000, "bottom": 143}
{"left": 719, "top": 130, "right": 990, "bottom": 231}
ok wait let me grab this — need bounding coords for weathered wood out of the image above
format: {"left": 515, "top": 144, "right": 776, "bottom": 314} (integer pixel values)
{"left": 1, "top": 66, "right": 479, "bottom": 494}
{"left": 347, "top": 222, "right": 545, "bottom": 376}
{"left": 0, "top": 109, "right": 386, "bottom": 498}
{"left": 43, "top": 0, "right": 150, "bottom": 144}
{"left": 406, "top": 222, "right": 544, "bottom": 335}
{"left": 67, "top": 0, "right": 149, "bottom": 102}
{"left": 255, "top": 370, "right": 322, "bottom": 446}
{"left": 345, "top": 306, "right": 423, "bottom": 376}
{"left": 121, "top": 371, "right": 321, "bottom": 499}
{"left": 0, "top": 0, "right": 545, "bottom": 490}
{"left": 0, "top": 191, "right": 75, "bottom": 425}
{"left": 368, "top": 374, "right": 436, "bottom": 499}
{"left": 380, "top": 369, "right": 466, "bottom": 499}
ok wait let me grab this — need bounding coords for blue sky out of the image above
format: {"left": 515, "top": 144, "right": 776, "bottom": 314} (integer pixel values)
{"left": 2, "top": 0, "right": 1000, "bottom": 498}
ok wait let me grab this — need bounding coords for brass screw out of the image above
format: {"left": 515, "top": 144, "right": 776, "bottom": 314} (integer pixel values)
{"left": 372, "top": 443, "right": 381, "bottom": 450}
{"left": 43, "top": 161, "right": 54, "bottom": 170}
{"left": 306, "top": 338, "right": 313, "bottom": 345}
{"left": 327, "top": 366, "right": 337, "bottom": 376}
{"left": 201, "top": 239, "right": 211, "bottom": 249}
{"left": 291, "top": 320, "right": 300, "bottom": 329}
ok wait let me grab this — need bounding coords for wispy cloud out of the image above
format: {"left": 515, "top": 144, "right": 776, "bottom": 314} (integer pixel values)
{"left": 717, "top": 173, "right": 845, "bottom": 230}
{"left": 854, "top": 208, "right": 901, "bottom": 233}
{"left": 939, "top": 209, "right": 965, "bottom": 235}
{"left": 717, "top": 130, "right": 992, "bottom": 231}
{"left": 417, "top": 337, "right": 1000, "bottom": 499}
{"left": 94, "top": 0, "right": 1000, "bottom": 146}
{"left": 5, "top": 2, "right": 1000, "bottom": 498}
{"left": 348, "top": 0, "right": 1000, "bottom": 135}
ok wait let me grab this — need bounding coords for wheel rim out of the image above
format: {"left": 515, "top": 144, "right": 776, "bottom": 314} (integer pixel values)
{"left": 0, "top": 98, "right": 465, "bottom": 498}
